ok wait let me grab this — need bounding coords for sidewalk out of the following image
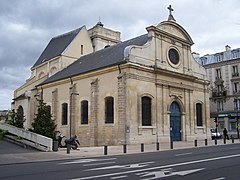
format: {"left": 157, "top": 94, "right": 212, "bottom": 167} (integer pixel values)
{"left": 0, "top": 138, "right": 239, "bottom": 165}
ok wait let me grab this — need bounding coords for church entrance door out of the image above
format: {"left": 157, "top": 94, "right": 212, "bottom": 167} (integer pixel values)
{"left": 170, "top": 101, "right": 182, "bottom": 141}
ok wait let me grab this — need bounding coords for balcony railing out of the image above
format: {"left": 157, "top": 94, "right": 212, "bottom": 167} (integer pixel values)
{"left": 232, "top": 72, "right": 239, "bottom": 77}
{"left": 212, "top": 90, "right": 227, "bottom": 98}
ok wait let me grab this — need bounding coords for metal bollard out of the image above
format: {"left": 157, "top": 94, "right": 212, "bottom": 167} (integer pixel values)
{"left": 104, "top": 145, "right": 108, "bottom": 155}
{"left": 170, "top": 140, "right": 173, "bottom": 149}
{"left": 67, "top": 143, "right": 71, "bottom": 154}
{"left": 232, "top": 137, "right": 234, "bottom": 143}
{"left": 123, "top": 144, "right": 127, "bottom": 153}
{"left": 223, "top": 138, "right": 226, "bottom": 144}
{"left": 194, "top": 140, "right": 197, "bottom": 147}
{"left": 141, "top": 143, "right": 144, "bottom": 152}
{"left": 215, "top": 138, "right": 217, "bottom": 145}
{"left": 156, "top": 142, "right": 160, "bottom": 151}
{"left": 205, "top": 139, "right": 208, "bottom": 146}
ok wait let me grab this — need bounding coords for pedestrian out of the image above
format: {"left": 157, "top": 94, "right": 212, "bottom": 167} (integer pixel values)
{"left": 223, "top": 128, "right": 229, "bottom": 140}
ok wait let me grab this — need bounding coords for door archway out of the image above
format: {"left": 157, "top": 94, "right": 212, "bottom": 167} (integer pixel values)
{"left": 170, "top": 101, "right": 182, "bottom": 141}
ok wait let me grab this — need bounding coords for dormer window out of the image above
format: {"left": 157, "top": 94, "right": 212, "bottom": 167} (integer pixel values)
{"left": 215, "top": 54, "right": 222, "bottom": 62}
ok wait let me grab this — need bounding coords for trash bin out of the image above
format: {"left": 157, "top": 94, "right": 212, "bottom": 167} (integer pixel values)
{"left": 53, "top": 140, "right": 58, "bottom": 152}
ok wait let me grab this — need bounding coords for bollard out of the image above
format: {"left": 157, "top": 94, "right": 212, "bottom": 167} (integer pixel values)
{"left": 232, "top": 137, "right": 234, "bottom": 143}
{"left": 141, "top": 143, "right": 144, "bottom": 152}
{"left": 123, "top": 144, "right": 127, "bottom": 153}
{"left": 194, "top": 140, "right": 197, "bottom": 147}
{"left": 104, "top": 145, "right": 108, "bottom": 155}
{"left": 223, "top": 138, "right": 226, "bottom": 144}
{"left": 170, "top": 140, "right": 173, "bottom": 149}
{"left": 156, "top": 142, "right": 160, "bottom": 151}
{"left": 205, "top": 139, "right": 208, "bottom": 146}
{"left": 215, "top": 138, "right": 217, "bottom": 145}
{"left": 67, "top": 143, "right": 71, "bottom": 154}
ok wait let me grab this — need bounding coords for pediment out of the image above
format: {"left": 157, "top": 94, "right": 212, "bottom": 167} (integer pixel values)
{"left": 156, "top": 21, "right": 194, "bottom": 45}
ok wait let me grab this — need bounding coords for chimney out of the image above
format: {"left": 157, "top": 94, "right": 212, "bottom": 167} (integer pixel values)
{"left": 225, "top": 45, "right": 231, "bottom": 51}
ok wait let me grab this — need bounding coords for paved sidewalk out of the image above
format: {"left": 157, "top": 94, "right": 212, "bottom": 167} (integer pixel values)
{"left": 0, "top": 138, "right": 239, "bottom": 165}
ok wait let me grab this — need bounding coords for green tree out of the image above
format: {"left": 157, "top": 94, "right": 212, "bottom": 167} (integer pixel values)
{"left": 6, "top": 110, "right": 15, "bottom": 126}
{"left": 31, "top": 99, "right": 56, "bottom": 139}
{"left": 6, "top": 107, "right": 25, "bottom": 128}
{"left": 15, "top": 107, "right": 25, "bottom": 128}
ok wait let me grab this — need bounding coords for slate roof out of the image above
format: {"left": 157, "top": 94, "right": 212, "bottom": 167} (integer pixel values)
{"left": 39, "top": 34, "right": 148, "bottom": 86}
{"left": 32, "top": 26, "right": 84, "bottom": 68}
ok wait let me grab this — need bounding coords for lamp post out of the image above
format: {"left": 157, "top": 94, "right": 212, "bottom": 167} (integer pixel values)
{"left": 70, "top": 92, "right": 79, "bottom": 139}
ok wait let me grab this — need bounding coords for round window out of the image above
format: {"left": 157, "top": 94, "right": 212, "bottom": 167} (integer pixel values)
{"left": 168, "top": 48, "right": 179, "bottom": 65}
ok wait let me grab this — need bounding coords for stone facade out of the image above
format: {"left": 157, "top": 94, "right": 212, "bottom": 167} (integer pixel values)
{"left": 13, "top": 7, "right": 210, "bottom": 146}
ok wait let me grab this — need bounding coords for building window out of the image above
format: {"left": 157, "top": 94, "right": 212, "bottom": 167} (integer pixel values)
{"left": 142, "top": 96, "right": 152, "bottom": 126}
{"left": 217, "top": 100, "right": 224, "bottom": 112}
{"left": 81, "top": 100, "right": 88, "bottom": 124}
{"left": 234, "top": 99, "right": 240, "bottom": 110}
{"left": 216, "top": 68, "right": 222, "bottom": 79}
{"left": 81, "top": 45, "right": 83, "bottom": 55}
{"left": 215, "top": 54, "right": 222, "bottom": 62}
{"left": 232, "top": 51, "right": 238, "bottom": 59}
{"left": 62, "top": 103, "right": 68, "bottom": 125}
{"left": 46, "top": 105, "right": 51, "bottom": 115}
{"left": 229, "top": 120, "right": 237, "bottom": 131}
{"left": 105, "top": 97, "right": 114, "bottom": 124}
{"left": 232, "top": 65, "right": 239, "bottom": 77}
{"left": 233, "top": 82, "right": 239, "bottom": 93}
{"left": 196, "top": 103, "right": 203, "bottom": 126}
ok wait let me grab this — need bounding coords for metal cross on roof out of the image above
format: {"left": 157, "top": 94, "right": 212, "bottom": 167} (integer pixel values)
{"left": 167, "top": 5, "right": 176, "bottom": 22}
{"left": 168, "top": 5, "right": 174, "bottom": 15}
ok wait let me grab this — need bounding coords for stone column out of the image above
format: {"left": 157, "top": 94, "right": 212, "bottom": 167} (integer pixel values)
{"left": 90, "top": 78, "right": 99, "bottom": 146}
{"left": 117, "top": 73, "right": 126, "bottom": 144}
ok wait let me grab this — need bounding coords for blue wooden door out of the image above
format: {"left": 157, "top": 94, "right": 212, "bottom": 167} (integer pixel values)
{"left": 170, "top": 102, "right": 182, "bottom": 141}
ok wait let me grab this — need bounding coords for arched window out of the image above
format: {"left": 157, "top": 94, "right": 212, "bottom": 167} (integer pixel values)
{"left": 46, "top": 105, "right": 51, "bottom": 116}
{"left": 196, "top": 103, "right": 203, "bottom": 126}
{"left": 142, "top": 96, "right": 152, "bottom": 126}
{"left": 81, "top": 100, "right": 88, "bottom": 124}
{"left": 105, "top": 97, "right": 114, "bottom": 124}
{"left": 62, "top": 103, "right": 68, "bottom": 125}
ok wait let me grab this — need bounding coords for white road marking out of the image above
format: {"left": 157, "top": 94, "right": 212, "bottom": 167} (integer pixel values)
{"left": 70, "top": 154, "right": 240, "bottom": 180}
{"left": 110, "top": 175, "right": 128, "bottom": 179}
{"left": 212, "top": 177, "right": 226, "bottom": 180}
{"left": 85, "top": 162, "right": 154, "bottom": 171}
{"left": 58, "top": 158, "right": 116, "bottom": 165}
{"left": 175, "top": 152, "right": 193, "bottom": 156}
{"left": 83, "top": 161, "right": 116, "bottom": 166}
{"left": 140, "top": 168, "right": 205, "bottom": 179}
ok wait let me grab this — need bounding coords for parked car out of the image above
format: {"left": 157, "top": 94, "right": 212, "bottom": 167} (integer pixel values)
{"left": 210, "top": 128, "right": 222, "bottom": 140}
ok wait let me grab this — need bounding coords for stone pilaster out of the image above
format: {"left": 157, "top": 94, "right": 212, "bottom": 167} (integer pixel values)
{"left": 51, "top": 88, "right": 58, "bottom": 124}
{"left": 90, "top": 78, "right": 99, "bottom": 146}
{"left": 117, "top": 73, "right": 126, "bottom": 144}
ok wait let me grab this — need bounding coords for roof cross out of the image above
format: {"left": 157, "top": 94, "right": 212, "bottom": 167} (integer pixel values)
{"left": 167, "top": 5, "right": 176, "bottom": 22}
{"left": 168, "top": 5, "right": 174, "bottom": 15}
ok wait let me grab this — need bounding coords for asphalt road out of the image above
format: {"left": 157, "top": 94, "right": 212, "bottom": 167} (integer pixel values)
{"left": 0, "top": 143, "right": 240, "bottom": 180}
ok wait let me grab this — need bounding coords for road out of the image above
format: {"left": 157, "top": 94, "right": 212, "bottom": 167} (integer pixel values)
{"left": 0, "top": 142, "right": 240, "bottom": 179}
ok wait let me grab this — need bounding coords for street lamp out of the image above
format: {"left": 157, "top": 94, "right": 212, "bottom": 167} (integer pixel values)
{"left": 70, "top": 92, "right": 79, "bottom": 139}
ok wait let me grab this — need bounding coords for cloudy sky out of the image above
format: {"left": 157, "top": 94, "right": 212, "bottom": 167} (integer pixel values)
{"left": 0, "top": 0, "right": 239, "bottom": 110}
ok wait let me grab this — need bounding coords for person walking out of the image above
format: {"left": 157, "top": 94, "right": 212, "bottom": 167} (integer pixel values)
{"left": 223, "top": 128, "right": 229, "bottom": 140}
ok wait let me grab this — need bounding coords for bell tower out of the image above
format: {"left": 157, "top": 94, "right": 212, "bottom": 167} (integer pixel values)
{"left": 88, "top": 21, "right": 121, "bottom": 52}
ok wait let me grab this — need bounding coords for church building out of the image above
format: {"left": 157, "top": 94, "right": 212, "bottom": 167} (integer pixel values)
{"left": 13, "top": 6, "right": 210, "bottom": 146}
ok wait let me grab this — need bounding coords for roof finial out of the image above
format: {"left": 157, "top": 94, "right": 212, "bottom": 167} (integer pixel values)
{"left": 97, "top": 16, "right": 104, "bottom": 27}
{"left": 167, "top": 5, "right": 176, "bottom": 22}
